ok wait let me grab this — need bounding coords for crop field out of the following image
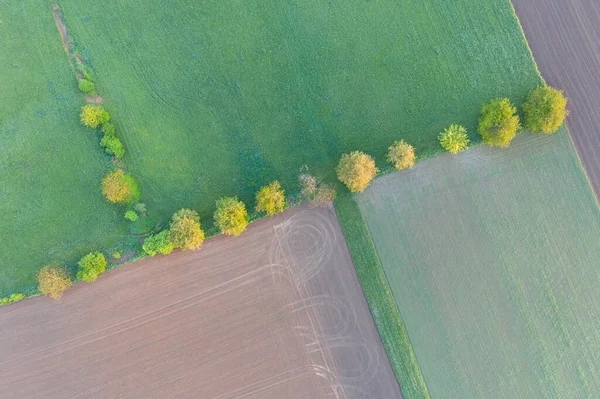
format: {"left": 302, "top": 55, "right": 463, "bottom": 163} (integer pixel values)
{"left": 0, "top": 207, "right": 401, "bottom": 398}
{"left": 0, "top": 1, "right": 126, "bottom": 296}
{"left": 355, "top": 128, "right": 600, "bottom": 398}
{"left": 57, "top": 0, "right": 541, "bottom": 222}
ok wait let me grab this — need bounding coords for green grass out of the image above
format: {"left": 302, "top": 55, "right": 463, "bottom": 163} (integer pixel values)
{"left": 355, "top": 128, "right": 600, "bottom": 398}
{"left": 57, "top": 0, "right": 541, "bottom": 224}
{"left": 335, "top": 194, "right": 429, "bottom": 398}
{"left": 0, "top": 0, "right": 134, "bottom": 296}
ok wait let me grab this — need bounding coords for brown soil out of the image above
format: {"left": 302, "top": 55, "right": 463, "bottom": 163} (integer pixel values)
{"left": 512, "top": 0, "right": 600, "bottom": 199}
{"left": 0, "top": 207, "right": 401, "bottom": 398}
{"left": 85, "top": 96, "right": 103, "bottom": 104}
{"left": 50, "top": 3, "right": 70, "bottom": 56}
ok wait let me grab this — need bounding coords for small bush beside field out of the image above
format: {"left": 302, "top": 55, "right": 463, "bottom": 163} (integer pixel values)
{"left": 101, "top": 169, "right": 139, "bottom": 204}
{"left": 0, "top": 293, "right": 25, "bottom": 306}
{"left": 298, "top": 170, "right": 337, "bottom": 207}
{"left": 38, "top": 265, "right": 72, "bottom": 300}
{"left": 387, "top": 140, "right": 416, "bottom": 170}
{"left": 124, "top": 210, "right": 138, "bottom": 222}
{"left": 523, "top": 85, "right": 568, "bottom": 134}
{"left": 80, "top": 104, "right": 110, "bottom": 129}
{"left": 256, "top": 181, "right": 286, "bottom": 216}
{"left": 143, "top": 230, "right": 175, "bottom": 256}
{"left": 478, "top": 98, "right": 520, "bottom": 148}
{"left": 215, "top": 197, "right": 249, "bottom": 236}
{"left": 169, "top": 209, "right": 205, "bottom": 250}
{"left": 78, "top": 79, "right": 96, "bottom": 93}
{"left": 439, "top": 125, "right": 470, "bottom": 154}
{"left": 336, "top": 151, "right": 379, "bottom": 193}
{"left": 100, "top": 134, "right": 125, "bottom": 158}
{"left": 77, "top": 252, "right": 107, "bottom": 283}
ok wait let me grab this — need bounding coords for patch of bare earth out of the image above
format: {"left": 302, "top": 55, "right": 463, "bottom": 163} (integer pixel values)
{"left": 0, "top": 207, "right": 401, "bottom": 398}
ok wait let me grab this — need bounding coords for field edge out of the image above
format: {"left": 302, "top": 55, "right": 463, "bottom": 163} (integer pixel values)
{"left": 334, "top": 194, "right": 430, "bottom": 399}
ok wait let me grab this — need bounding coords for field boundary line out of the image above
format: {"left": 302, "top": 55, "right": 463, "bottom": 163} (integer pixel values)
{"left": 508, "top": 0, "right": 545, "bottom": 83}
{"left": 333, "top": 194, "right": 430, "bottom": 399}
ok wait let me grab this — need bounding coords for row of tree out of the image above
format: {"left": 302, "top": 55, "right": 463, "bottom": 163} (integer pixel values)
{"left": 36, "top": 84, "right": 568, "bottom": 300}
{"left": 36, "top": 179, "right": 294, "bottom": 299}
{"left": 335, "top": 85, "right": 569, "bottom": 193}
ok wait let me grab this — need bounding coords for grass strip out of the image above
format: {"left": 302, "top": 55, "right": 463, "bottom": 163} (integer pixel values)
{"left": 334, "top": 193, "right": 430, "bottom": 399}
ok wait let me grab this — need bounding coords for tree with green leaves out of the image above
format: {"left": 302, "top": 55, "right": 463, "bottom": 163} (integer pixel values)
{"left": 439, "top": 124, "right": 470, "bottom": 154}
{"left": 143, "top": 230, "right": 175, "bottom": 256}
{"left": 77, "top": 252, "right": 107, "bottom": 283}
{"left": 336, "top": 151, "right": 379, "bottom": 192}
{"left": 478, "top": 98, "right": 520, "bottom": 148}
{"left": 215, "top": 197, "right": 249, "bottom": 236}
{"left": 523, "top": 85, "right": 568, "bottom": 134}
{"left": 101, "top": 169, "right": 139, "bottom": 204}
{"left": 256, "top": 181, "right": 286, "bottom": 216}
{"left": 169, "top": 209, "right": 205, "bottom": 250}
{"left": 80, "top": 104, "right": 110, "bottom": 128}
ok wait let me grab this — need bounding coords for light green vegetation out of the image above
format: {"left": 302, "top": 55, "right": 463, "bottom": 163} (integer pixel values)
{"left": 355, "top": 128, "right": 600, "bottom": 398}
{"left": 58, "top": 0, "right": 541, "bottom": 223}
{"left": 335, "top": 194, "right": 429, "bottom": 399}
{"left": 0, "top": 1, "right": 127, "bottom": 296}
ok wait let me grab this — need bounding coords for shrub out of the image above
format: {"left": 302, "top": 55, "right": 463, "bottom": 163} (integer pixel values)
{"left": 387, "top": 140, "right": 416, "bottom": 169}
{"left": 38, "top": 265, "right": 72, "bottom": 300}
{"left": 124, "top": 210, "right": 138, "bottom": 222}
{"left": 214, "top": 197, "right": 249, "bottom": 236}
{"left": 0, "top": 293, "right": 25, "bottom": 306}
{"left": 80, "top": 104, "right": 110, "bottom": 128}
{"left": 169, "top": 209, "right": 205, "bottom": 250}
{"left": 336, "top": 151, "right": 379, "bottom": 192}
{"left": 523, "top": 85, "right": 568, "bottom": 134}
{"left": 478, "top": 98, "right": 520, "bottom": 148}
{"left": 298, "top": 171, "right": 336, "bottom": 207}
{"left": 75, "top": 58, "right": 95, "bottom": 82}
{"left": 439, "top": 124, "right": 470, "bottom": 154}
{"left": 101, "top": 169, "right": 139, "bottom": 204}
{"left": 78, "top": 79, "right": 96, "bottom": 93}
{"left": 77, "top": 251, "right": 107, "bottom": 282}
{"left": 101, "top": 122, "right": 115, "bottom": 137}
{"left": 134, "top": 203, "right": 147, "bottom": 215}
{"left": 143, "top": 230, "right": 175, "bottom": 256}
{"left": 256, "top": 181, "right": 286, "bottom": 216}
{"left": 10, "top": 293, "right": 25, "bottom": 302}
{"left": 100, "top": 134, "right": 125, "bottom": 158}
{"left": 112, "top": 252, "right": 122, "bottom": 259}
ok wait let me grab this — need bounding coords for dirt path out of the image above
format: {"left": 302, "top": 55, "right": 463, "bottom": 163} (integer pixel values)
{"left": 511, "top": 0, "right": 600, "bottom": 199}
{"left": 0, "top": 207, "right": 401, "bottom": 398}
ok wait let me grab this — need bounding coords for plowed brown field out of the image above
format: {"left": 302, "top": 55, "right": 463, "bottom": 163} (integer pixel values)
{"left": 512, "top": 0, "right": 600, "bottom": 198}
{"left": 0, "top": 207, "right": 400, "bottom": 398}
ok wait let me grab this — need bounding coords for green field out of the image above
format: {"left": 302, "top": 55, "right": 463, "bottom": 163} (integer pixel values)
{"left": 58, "top": 0, "right": 541, "bottom": 222}
{"left": 355, "top": 128, "right": 600, "bottom": 397}
{"left": 0, "top": 1, "right": 128, "bottom": 296}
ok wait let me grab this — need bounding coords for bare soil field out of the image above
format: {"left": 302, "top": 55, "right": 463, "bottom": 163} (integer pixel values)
{"left": 512, "top": 0, "right": 600, "bottom": 198}
{"left": 0, "top": 207, "right": 400, "bottom": 398}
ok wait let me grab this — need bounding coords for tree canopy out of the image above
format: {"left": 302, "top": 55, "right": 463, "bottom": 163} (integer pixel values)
{"left": 387, "top": 140, "right": 416, "bottom": 169}
{"left": 38, "top": 265, "right": 72, "bottom": 300}
{"left": 169, "top": 209, "right": 205, "bottom": 250}
{"left": 523, "top": 85, "right": 568, "bottom": 134}
{"left": 478, "top": 98, "right": 520, "bottom": 148}
{"left": 256, "top": 181, "right": 286, "bottom": 216}
{"left": 439, "top": 124, "right": 470, "bottom": 154}
{"left": 77, "top": 252, "right": 107, "bottom": 283}
{"left": 215, "top": 197, "right": 249, "bottom": 236}
{"left": 336, "top": 151, "right": 379, "bottom": 192}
